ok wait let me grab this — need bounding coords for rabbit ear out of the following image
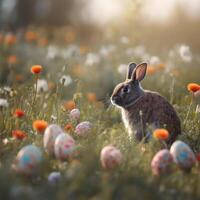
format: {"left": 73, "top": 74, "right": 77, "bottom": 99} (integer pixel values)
{"left": 131, "top": 63, "right": 147, "bottom": 82}
{"left": 126, "top": 62, "right": 137, "bottom": 80}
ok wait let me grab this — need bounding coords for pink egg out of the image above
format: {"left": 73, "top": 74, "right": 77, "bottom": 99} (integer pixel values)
{"left": 151, "top": 149, "right": 173, "bottom": 176}
{"left": 75, "top": 121, "right": 92, "bottom": 137}
{"left": 14, "top": 145, "right": 43, "bottom": 176}
{"left": 54, "top": 133, "right": 76, "bottom": 161}
{"left": 100, "top": 145, "right": 122, "bottom": 170}
{"left": 170, "top": 140, "right": 196, "bottom": 171}
{"left": 43, "top": 124, "right": 63, "bottom": 156}
{"left": 69, "top": 109, "right": 80, "bottom": 120}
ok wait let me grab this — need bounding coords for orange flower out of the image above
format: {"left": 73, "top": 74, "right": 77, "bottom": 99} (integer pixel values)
{"left": 25, "top": 31, "right": 38, "bottom": 42}
{"left": 153, "top": 129, "right": 169, "bottom": 140}
{"left": 7, "top": 55, "right": 17, "bottom": 64}
{"left": 12, "top": 130, "right": 26, "bottom": 140}
{"left": 147, "top": 65, "right": 157, "bottom": 75}
{"left": 87, "top": 92, "right": 97, "bottom": 102}
{"left": 187, "top": 83, "right": 200, "bottom": 93}
{"left": 64, "top": 100, "right": 76, "bottom": 111}
{"left": 4, "top": 33, "right": 16, "bottom": 46}
{"left": 13, "top": 109, "right": 25, "bottom": 118}
{"left": 38, "top": 38, "right": 48, "bottom": 46}
{"left": 33, "top": 120, "right": 48, "bottom": 133}
{"left": 64, "top": 123, "right": 73, "bottom": 131}
{"left": 156, "top": 63, "right": 165, "bottom": 70}
{"left": 31, "top": 65, "right": 42, "bottom": 74}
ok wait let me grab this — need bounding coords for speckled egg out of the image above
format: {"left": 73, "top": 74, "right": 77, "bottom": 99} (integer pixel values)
{"left": 151, "top": 149, "right": 173, "bottom": 176}
{"left": 100, "top": 145, "right": 122, "bottom": 170}
{"left": 43, "top": 124, "right": 63, "bottom": 155}
{"left": 170, "top": 140, "right": 196, "bottom": 171}
{"left": 69, "top": 108, "right": 80, "bottom": 120}
{"left": 54, "top": 133, "right": 76, "bottom": 161}
{"left": 75, "top": 121, "right": 92, "bottom": 137}
{"left": 14, "top": 145, "right": 43, "bottom": 175}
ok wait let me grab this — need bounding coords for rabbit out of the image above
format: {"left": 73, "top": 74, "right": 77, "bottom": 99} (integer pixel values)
{"left": 111, "top": 62, "right": 181, "bottom": 144}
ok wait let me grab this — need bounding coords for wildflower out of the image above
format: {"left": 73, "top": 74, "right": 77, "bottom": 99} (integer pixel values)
{"left": 0, "top": 98, "right": 9, "bottom": 107}
{"left": 13, "top": 109, "right": 25, "bottom": 118}
{"left": 150, "top": 56, "right": 160, "bottom": 66}
{"left": 35, "top": 79, "right": 48, "bottom": 93}
{"left": 64, "top": 100, "right": 76, "bottom": 111}
{"left": 64, "top": 123, "right": 73, "bottom": 131}
{"left": 25, "top": 31, "right": 38, "bottom": 42}
{"left": 69, "top": 109, "right": 80, "bottom": 120}
{"left": 31, "top": 65, "right": 42, "bottom": 74}
{"left": 117, "top": 64, "right": 127, "bottom": 76}
{"left": 179, "top": 45, "right": 192, "bottom": 62}
{"left": 33, "top": 120, "right": 48, "bottom": 133}
{"left": 4, "top": 33, "right": 16, "bottom": 46}
{"left": 187, "top": 83, "right": 200, "bottom": 93}
{"left": 147, "top": 65, "right": 157, "bottom": 75}
{"left": 153, "top": 129, "right": 169, "bottom": 140}
{"left": 12, "top": 130, "right": 26, "bottom": 140}
{"left": 38, "top": 38, "right": 48, "bottom": 46}
{"left": 7, "top": 55, "right": 17, "bottom": 64}
{"left": 60, "top": 75, "right": 72, "bottom": 86}
{"left": 133, "top": 45, "right": 145, "bottom": 57}
{"left": 87, "top": 92, "right": 97, "bottom": 102}
{"left": 85, "top": 53, "right": 100, "bottom": 66}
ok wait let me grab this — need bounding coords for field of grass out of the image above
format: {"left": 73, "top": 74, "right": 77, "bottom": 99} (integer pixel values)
{"left": 0, "top": 29, "right": 200, "bottom": 200}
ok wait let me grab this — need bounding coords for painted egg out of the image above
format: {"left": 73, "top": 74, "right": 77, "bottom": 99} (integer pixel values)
{"left": 69, "top": 108, "right": 80, "bottom": 120}
{"left": 151, "top": 149, "right": 173, "bottom": 176}
{"left": 170, "top": 140, "right": 196, "bottom": 171}
{"left": 48, "top": 171, "right": 61, "bottom": 185}
{"left": 14, "top": 145, "right": 43, "bottom": 175}
{"left": 54, "top": 133, "right": 76, "bottom": 161}
{"left": 100, "top": 145, "right": 122, "bottom": 170}
{"left": 75, "top": 121, "right": 92, "bottom": 137}
{"left": 43, "top": 124, "right": 63, "bottom": 155}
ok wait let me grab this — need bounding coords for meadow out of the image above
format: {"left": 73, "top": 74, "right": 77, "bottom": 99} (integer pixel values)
{"left": 0, "top": 28, "right": 200, "bottom": 200}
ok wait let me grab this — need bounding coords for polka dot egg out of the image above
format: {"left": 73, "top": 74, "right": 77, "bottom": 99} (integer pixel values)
{"left": 151, "top": 149, "right": 173, "bottom": 176}
{"left": 54, "top": 133, "right": 76, "bottom": 161}
{"left": 170, "top": 140, "right": 196, "bottom": 171}
{"left": 14, "top": 145, "right": 43, "bottom": 175}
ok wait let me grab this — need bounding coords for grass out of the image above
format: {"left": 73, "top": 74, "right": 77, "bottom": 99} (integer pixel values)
{"left": 0, "top": 29, "right": 200, "bottom": 200}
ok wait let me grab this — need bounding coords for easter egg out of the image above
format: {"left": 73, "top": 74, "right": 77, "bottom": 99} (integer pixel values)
{"left": 54, "top": 133, "right": 76, "bottom": 161}
{"left": 151, "top": 149, "right": 173, "bottom": 176}
{"left": 14, "top": 145, "right": 43, "bottom": 175}
{"left": 170, "top": 140, "right": 196, "bottom": 171}
{"left": 75, "top": 121, "right": 92, "bottom": 137}
{"left": 48, "top": 171, "right": 61, "bottom": 185}
{"left": 43, "top": 124, "right": 63, "bottom": 155}
{"left": 100, "top": 145, "right": 122, "bottom": 170}
{"left": 69, "top": 108, "right": 80, "bottom": 120}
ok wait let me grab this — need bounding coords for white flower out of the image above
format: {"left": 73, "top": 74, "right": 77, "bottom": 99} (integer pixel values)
{"left": 133, "top": 45, "right": 145, "bottom": 57}
{"left": 117, "top": 64, "right": 127, "bottom": 76}
{"left": 46, "top": 45, "right": 60, "bottom": 60}
{"left": 0, "top": 98, "right": 9, "bottom": 107}
{"left": 150, "top": 56, "right": 160, "bottom": 66}
{"left": 59, "top": 75, "right": 72, "bottom": 86}
{"left": 120, "top": 36, "right": 129, "bottom": 44}
{"left": 125, "top": 48, "right": 134, "bottom": 56}
{"left": 35, "top": 79, "right": 48, "bottom": 93}
{"left": 61, "top": 45, "right": 79, "bottom": 59}
{"left": 85, "top": 53, "right": 100, "bottom": 66}
{"left": 179, "top": 45, "right": 192, "bottom": 62}
{"left": 99, "top": 45, "right": 116, "bottom": 57}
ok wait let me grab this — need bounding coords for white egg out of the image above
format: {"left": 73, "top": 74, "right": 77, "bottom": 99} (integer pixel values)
{"left": 170, "top": 140, "right": 196, "bottom": 171}
{"left": 54, "top": 133, "right": 76, "bottom": 161}
{"left": 43, "top": 124, "right": 63, "bottom": 155}
{"left": 14, "top": 145, "right": 43, "bottom": 175}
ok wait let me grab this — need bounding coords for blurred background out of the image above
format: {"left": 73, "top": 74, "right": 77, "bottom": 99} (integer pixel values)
{"left": 0, "top": 0, "right": 200, "bottom": 49}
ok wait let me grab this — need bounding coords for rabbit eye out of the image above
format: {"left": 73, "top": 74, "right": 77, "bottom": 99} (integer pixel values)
{"left": 123, "top": 86, "right": 129, "bottom": 93}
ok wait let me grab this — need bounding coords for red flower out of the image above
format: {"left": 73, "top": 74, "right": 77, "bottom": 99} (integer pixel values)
{"left": 13, "top": 109, "right": 25, "bottom": 118}
{"left": 12, "top": 130, "right": 26, "bottom": 140}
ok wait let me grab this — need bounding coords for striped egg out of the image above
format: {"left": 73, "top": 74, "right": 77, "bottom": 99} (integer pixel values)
{"left": 170, "top": 140, "right": 196, "bottom": 171}
{"left": 151, "top": 149, "right": 173, "bottom": 176}
{"left": 14, "top": 145, "right": 43, "bottom": 175}
{"left": 43, "top": 124, "right": 63, "bottom": 156}
{"left": 54, "top": 133, "right": 76, "bottom": 161}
